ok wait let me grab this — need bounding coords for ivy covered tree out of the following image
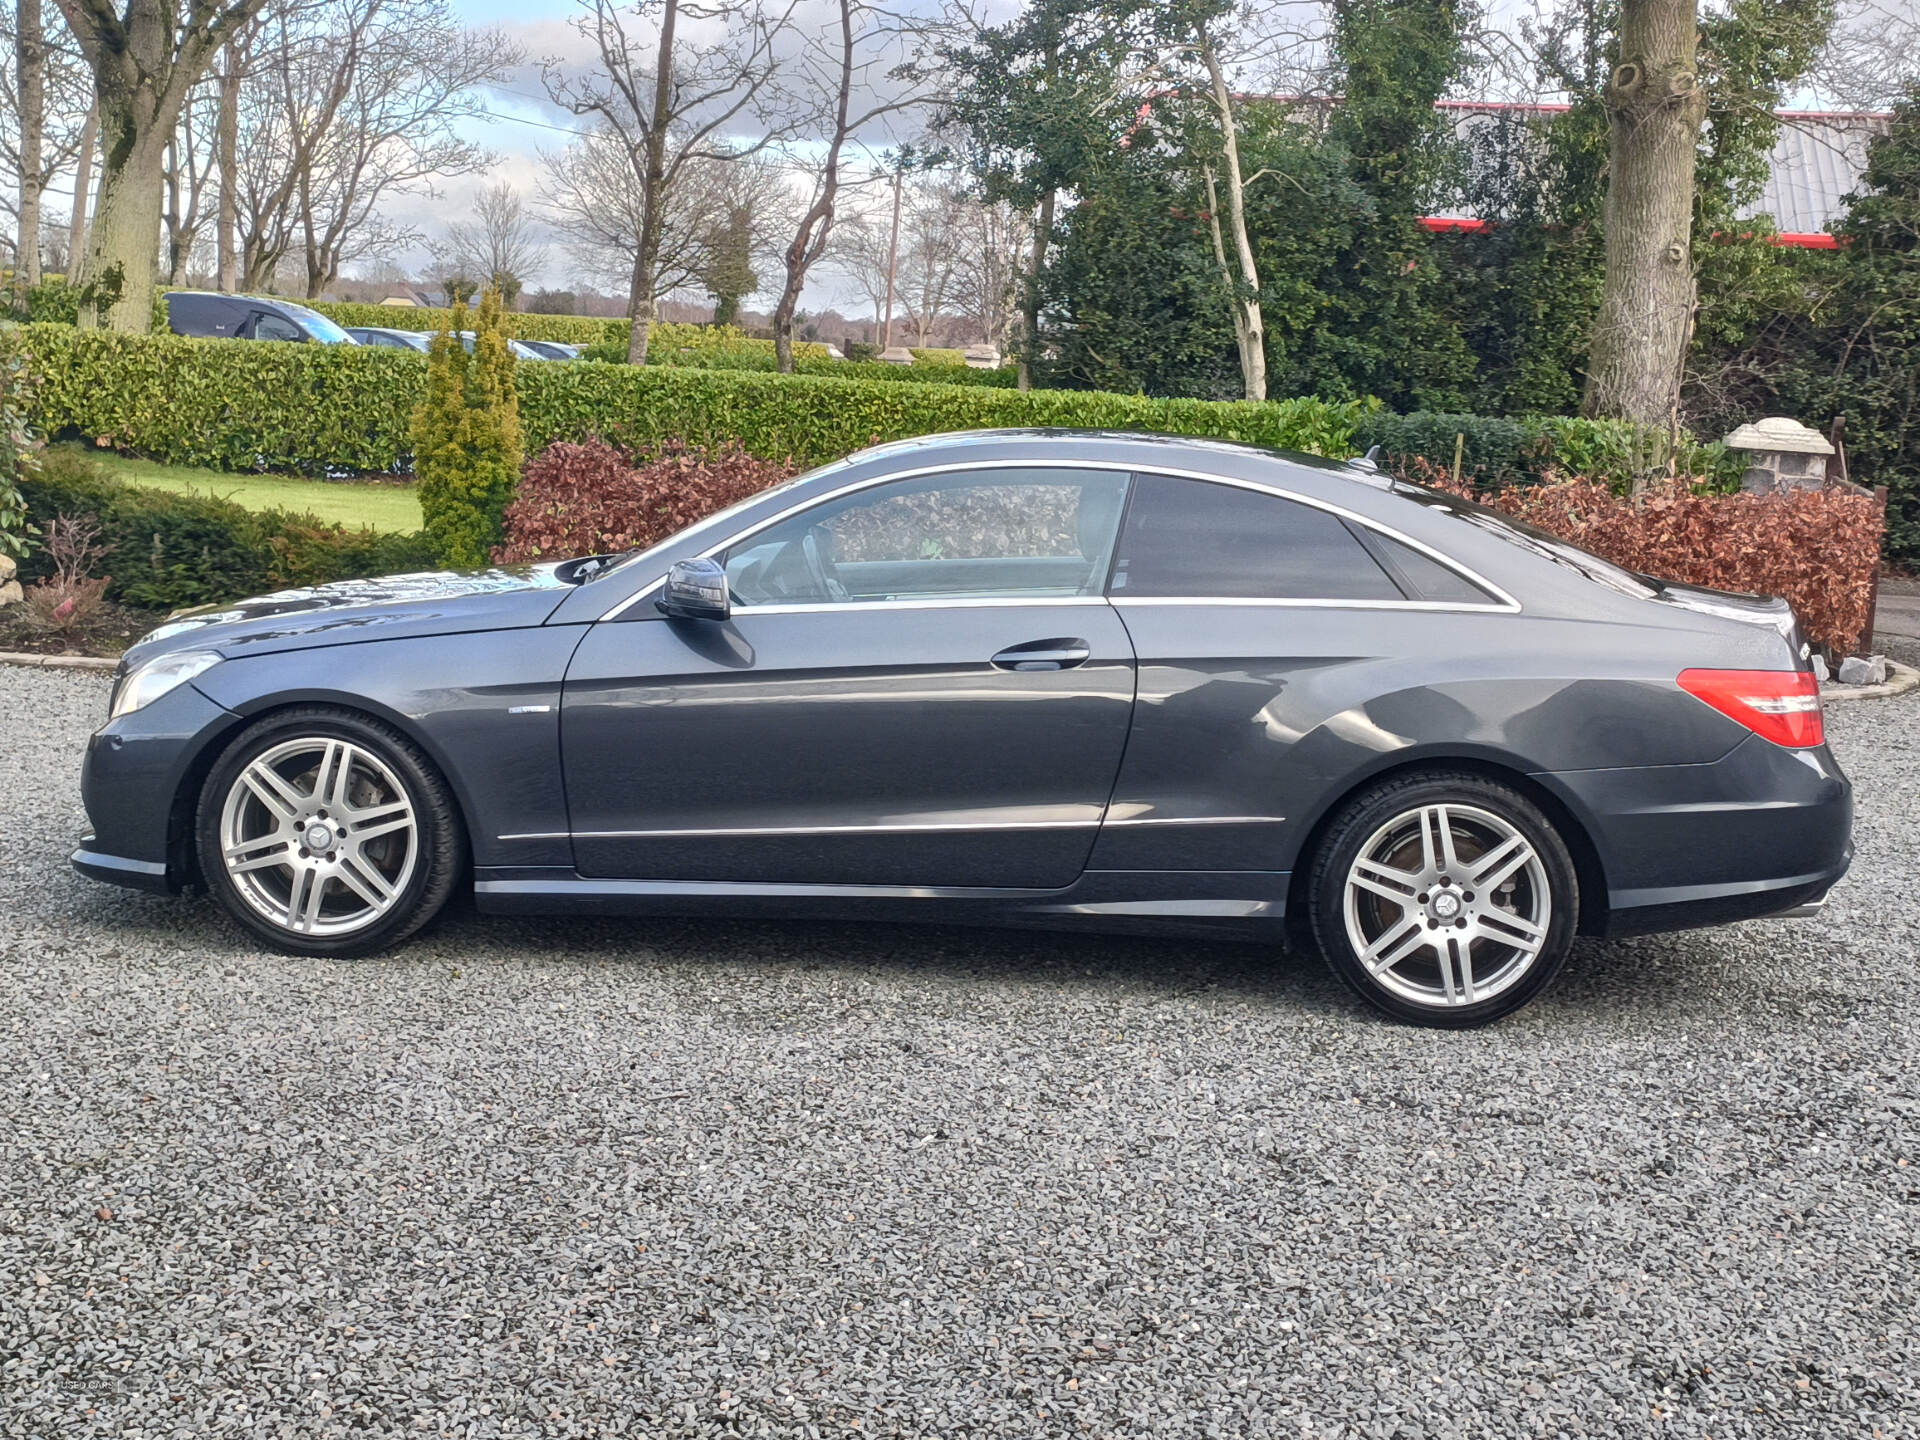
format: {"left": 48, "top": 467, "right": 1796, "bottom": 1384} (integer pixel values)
{"left": 1732, "top": 91, "right": 1920, "bottom": 562}
{"left": 1037, "top": 145, "right": 1238, "bottom": 397}
{"left": 1282, "top": 0, "right": 1477, "bottom": 409}
{"left": 411, "top": 286, "right": 523, "bottom": 568}
{"left": 938, "top": 0, "right": 1156, "bottom": 389}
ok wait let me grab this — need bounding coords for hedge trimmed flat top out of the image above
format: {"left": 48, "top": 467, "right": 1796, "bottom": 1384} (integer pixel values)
{"left": 74, "top": 429, "right": 1851, "bottom": 1027}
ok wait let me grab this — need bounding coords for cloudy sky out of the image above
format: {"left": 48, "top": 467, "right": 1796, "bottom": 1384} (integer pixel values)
{"left": 371, "top": 0, "right": 993, "bottom": 310}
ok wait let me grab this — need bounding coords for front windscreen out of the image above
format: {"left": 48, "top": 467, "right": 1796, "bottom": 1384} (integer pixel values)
{"left": 280, "top": 302, "right": 355, "bottom": 345}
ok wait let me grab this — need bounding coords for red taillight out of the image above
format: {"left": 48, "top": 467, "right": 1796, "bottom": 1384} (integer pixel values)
{"left": 1677, "top": 668, "right": 1824, "bottom": 748}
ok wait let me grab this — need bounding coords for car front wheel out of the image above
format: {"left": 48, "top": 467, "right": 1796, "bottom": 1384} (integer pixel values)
{"left": 196, "top": 707, "right": 465, "bottom": 957}
{"left": 1308, "top": 772, "right": 1579, "bottom": 1027}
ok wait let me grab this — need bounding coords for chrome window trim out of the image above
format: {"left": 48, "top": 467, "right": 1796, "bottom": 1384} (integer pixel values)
{"left": 596, "top": 458, "right": 1520, "bottom": 620}
{"left": 1111, "top": 596, "right": 1513, "bottom": 614}
{"left": 736, "top": 595, "right": 1109, "bottom": 617}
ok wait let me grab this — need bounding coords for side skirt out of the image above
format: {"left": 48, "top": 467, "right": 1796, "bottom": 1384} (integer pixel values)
{"left": 473, "top": 867, "right": 1294, "bottom": 939}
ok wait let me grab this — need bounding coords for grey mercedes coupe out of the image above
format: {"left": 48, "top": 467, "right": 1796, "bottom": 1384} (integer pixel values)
{"left": 73, "top": 430, "right": 1851, "bottom": 1026}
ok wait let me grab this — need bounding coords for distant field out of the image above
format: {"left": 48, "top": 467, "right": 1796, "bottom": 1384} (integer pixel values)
{"left": 81, "top": 449, "right": 422, "bottom": 533}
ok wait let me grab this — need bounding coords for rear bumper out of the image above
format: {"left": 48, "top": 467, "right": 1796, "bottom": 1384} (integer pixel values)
{"left": 1537, "top": 734, "right": 1852, "bottom": 939}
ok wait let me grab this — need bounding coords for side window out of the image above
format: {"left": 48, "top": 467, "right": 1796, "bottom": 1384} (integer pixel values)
{"left": 723, "top": 467, "right": 1131, "bottom": 608}
{"left": 1357, "top": 529, "right": 1497, "bottom": 605}
{"left": 169, "top": 296, "right": 239, "bottom": 337}
{"left": 252, "top": 313, "right": 303, "bottom": 342}
{"left": 1110, "top": 473, "right": 1403, "bottom": 602}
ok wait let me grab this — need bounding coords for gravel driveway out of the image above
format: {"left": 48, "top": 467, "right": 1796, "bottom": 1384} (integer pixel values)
{"left": 3, "top": 664, "right": 1915, "bottom": 1439}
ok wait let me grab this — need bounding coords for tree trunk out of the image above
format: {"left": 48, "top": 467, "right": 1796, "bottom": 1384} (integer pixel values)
{"left": 1203, "top": 168, "right": 1255, "bottom": 392}
{"left": 66, "top": 104, "right": 95, "bottom": 270}
{"left": 773, "top": 0, "right": 854, "bottom": 375}
{"left": 216, "top": 40, "right": 240, "bottom": 292}
{"left": 880, "top": 167, "right": 902, "bottom": 352}
{"left": 75, "top": 85, "right": 172, "bottom": 331}
{"left": 624, "top": 0, "right": 677, "bottom": 366}
{"left": 1582, "top": 0, "right": 1707, "bottom": 428}
{"left": 162, "top": 137, "right": 191, "bottom": 284}
{"left": 1201, "top": 26, "right": 1266, "bottom": 403}
{"left": 13, "top": 0, "right": 45, "bottom": 299}
{"left": 1017, "top": 188, "right": 1051, "bottom": 392}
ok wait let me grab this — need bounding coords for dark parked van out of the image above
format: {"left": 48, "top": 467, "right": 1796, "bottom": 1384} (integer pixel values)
{"left": 165, "top": 292, "right": 358, "bottom": 344}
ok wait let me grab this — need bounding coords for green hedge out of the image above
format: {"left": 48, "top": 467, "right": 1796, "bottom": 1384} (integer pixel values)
{"left": 306, "top": 301, "right": 618, "bottom": 346}
{"left": 11, "top": 275, "right": 170, "bottom": 331}
{"left": 1353, "top": 411, "right": 1743, "bottom": 492}
{"left": 15, "top": 448, "right": 433, "bottom": 610}
{"left": 20, "top": 325, "right": 1718, "bottom": 493}
{"left": 21, "top": 325, "right": 1366, "bottom": 473}
{"left": 26, "top": 325, "right": 423, "bottom": 473}
{"left": 799, "top": 358, "right": 1018, "bottom": 388}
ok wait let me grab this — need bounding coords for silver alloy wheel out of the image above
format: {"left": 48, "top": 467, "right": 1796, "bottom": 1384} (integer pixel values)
{"left": 217, "top": 737, "right": 419, "bottom": 937}
{"left": 1341, "top": 802, "right": 1551, "bottom": 1009}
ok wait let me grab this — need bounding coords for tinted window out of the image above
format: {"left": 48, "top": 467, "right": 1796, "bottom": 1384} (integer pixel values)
{"left": 252, "top": 313, "right": 303, "bottom": 342}
{"left": 724, "top": 467, "right": 1131, "bottom": 607}
{"left": 167, "top": 294, "right": 243, "bottom": 337}
{"left": 1360, "top": 530, "right": 1495, "bottom": 605}
{"left": 1110, "top": 474, "right": 1402, "bottom": 601}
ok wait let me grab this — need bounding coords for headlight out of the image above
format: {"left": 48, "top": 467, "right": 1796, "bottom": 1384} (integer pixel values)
{"left": 110, "top": 650, "right": 222, "bottom": 719}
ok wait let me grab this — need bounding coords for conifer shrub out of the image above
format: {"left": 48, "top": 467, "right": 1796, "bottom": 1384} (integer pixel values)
{"left": 411, "top": 288, "right": 523, "bottom": 567}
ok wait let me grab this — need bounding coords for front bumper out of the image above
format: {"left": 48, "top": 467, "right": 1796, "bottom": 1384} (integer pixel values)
{"left": 71, "top": 680, "right": 241, "bottom": 894}
{"left": 1538, "top": 733, "right": 1852, "bottom": 938}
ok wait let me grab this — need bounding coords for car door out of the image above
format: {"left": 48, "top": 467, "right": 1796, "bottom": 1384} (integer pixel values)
{"left": 249, "top": 311, "right": 305, "bottom": 342}
{"left": 560, "top": 464, "right": 1138, "bottom": 888}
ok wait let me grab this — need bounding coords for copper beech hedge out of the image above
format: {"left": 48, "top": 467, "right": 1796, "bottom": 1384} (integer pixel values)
{"left": 1430, "top": 473, "right": 1882, "bottom": 655}
{"left": 493, "top": 439, "right": 796, "bottom": 563}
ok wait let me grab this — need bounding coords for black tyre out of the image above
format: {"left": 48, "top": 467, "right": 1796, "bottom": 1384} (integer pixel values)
{"left": 1306, "top": 771, "right": 1579, "bottom": 1028}
{"left": 196, "top": 706, "right": 466, "bottom": 957}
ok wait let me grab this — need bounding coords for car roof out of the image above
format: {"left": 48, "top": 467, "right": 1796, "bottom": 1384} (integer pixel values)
{"left": 166, "top": 291, "right": 309, "bottom": 314}
{"left": 833, "top": 427, "right": 1364, "bottom": 485}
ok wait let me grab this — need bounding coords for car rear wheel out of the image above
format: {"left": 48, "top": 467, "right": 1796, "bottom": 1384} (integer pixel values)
{"left": 1307, "top": 772, "right": 1578, "bottom": 1027}
{"left": 196, "top": 707, "right": 465, "bottom": 957}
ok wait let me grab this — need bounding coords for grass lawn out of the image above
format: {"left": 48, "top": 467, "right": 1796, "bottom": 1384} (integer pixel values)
{"left": 77, "top": 448, "right": 422, "bottom": 533}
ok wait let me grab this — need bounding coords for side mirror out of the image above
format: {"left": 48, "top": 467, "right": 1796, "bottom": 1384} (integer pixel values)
{"left": 656, "top": 557, "right": 730, "bottom": 621}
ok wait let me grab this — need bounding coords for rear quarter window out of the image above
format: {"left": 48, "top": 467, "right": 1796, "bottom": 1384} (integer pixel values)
{"left": 167, "top": 295, "right": 244, "bottom": 338}
{"left": 1111, "top": 474, "right": 1403, "bottom": 602}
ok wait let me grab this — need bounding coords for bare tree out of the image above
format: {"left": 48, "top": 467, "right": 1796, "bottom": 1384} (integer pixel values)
{"left": 436, "top": 181, "right": 546, "bottom": 303}
{"left": 1582, "top": 0, "right": 1708, "bottom": 427}
{"left": 162, "top": 82, "right": 217, "bottom": 284}
{"left": 54, "top": 0, "right": 277, "bottom": 330}
{"left": 542, "top": 126, "right": 768, "bottom": 303}
{"left": 1807, "top": 0, "right": 1920, "bottom": 109}
{"left": 543, "top": 0, "right": 796, "bottom": 364}
{"left": 212, "top": 21, "right": 254, "bottom": 290}
{"left": 1, "top": 0, "right": 92, "bottom": 291}
{"left": 1178, "top": 4, "right": 1267, "bottom": 402}
{"left": 64, "top": 99, "right": 92, "bottom": 267}
{"left": 12, "top": 0, "right": 43, "bottom": 292}
{"left": 947, "top": 191, "right": 1024, "bottom": 347}
{"left": 767, "top": 0, "right": 927, "bottom": 371}
{"left": 223, "top": 0, "right": 509, "bottom": 298}
{"left": 830, "top": 198, "right": 895, "bottom": 341}
{"left": 896, "top": 177, "right": 966, "bottom": 346}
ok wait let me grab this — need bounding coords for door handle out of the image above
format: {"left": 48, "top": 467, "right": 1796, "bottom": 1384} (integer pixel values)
{"left": 991, "top": 638, "right": 1092, "bottom": 672}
